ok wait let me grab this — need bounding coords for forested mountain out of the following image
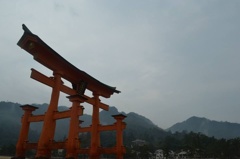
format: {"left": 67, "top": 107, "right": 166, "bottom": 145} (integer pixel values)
{"left": 167, "top": 116, "right": 240, "bottom": 139}
{"left": 1, "top": 101, "right": 240, "bottom": 158}
{"left": 1, "top": 100, "right": 240, "bottom": 148}
{"left": 0, "top": 102, "right": 21, "bottom": 145}
{"left": 0, "top": 102, "right": 40, "bottom": 145}
{"left": 0, "top": 101, "right": 167, "bottom": 146}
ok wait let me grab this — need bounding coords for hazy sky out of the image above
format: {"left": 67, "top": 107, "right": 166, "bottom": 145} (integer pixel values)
{"left": 0, "top": 0, "right": 240, "bottom": 129}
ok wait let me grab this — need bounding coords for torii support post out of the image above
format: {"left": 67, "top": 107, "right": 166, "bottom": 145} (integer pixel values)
{"left": 15, "top": 105, "right": 38, "bottom": 159}
{"left": 66, "top": 95, "right": 86, "bottom": 159}
{"left": 36, "top": 72, "right": 62, "bottom": 159}
{"left": 78, "top": 114, "right": 127, "bottom": 158}
{"left": 113, "top": 114, "right": 127, "bottom": 159}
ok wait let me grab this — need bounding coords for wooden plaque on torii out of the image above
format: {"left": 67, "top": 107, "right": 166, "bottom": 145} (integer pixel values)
{"left": 13, "top": 24, "right": 126, "bottom": 159}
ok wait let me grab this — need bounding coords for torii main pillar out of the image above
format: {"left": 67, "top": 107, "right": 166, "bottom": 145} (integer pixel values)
{"left": 66, "top": 95, "right": 86, "bottom": 159}
{"left": 36, "top": 72, "right": 62, "bottom": 158}
{"left": 89, "top": 92, "right": 101, "bottom": 158}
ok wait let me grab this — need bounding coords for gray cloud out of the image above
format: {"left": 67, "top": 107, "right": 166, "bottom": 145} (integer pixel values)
{"left": 0, "top": 0, "right": 240, "bottom": 128}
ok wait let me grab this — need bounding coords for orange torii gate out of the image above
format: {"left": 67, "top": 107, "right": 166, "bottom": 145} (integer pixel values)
{"left": 14, "top": 24, "right": 126, "bottom": 159}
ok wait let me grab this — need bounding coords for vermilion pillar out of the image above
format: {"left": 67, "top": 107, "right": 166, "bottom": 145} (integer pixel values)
{"left": 113, "top": 114, "right": 126, "bottom": 159}
{"left": 90, "top": 92, "right": 100, "bottom": 159}
{"left": 36, "top": 72, "right": 62, "bottom": 158}
{"left": 66, "top": 95, "right": 85, "bottom": 159}
{"left": 15, "top": 105, "right": 38, "bottom": 158}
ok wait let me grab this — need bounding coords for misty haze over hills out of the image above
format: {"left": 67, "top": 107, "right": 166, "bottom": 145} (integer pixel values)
{"left": 0, "top": 101, "right": 240, "bottom": 146}
{"left": 0, "top": 101, "right": 167, "bottom": 145}
{"left": 167, "top": 116, "right": 240, "bottom": 139}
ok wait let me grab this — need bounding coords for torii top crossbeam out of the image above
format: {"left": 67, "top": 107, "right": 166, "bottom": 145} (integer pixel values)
{"left": 17, "top": 24, "right": 120, "bottom": 98}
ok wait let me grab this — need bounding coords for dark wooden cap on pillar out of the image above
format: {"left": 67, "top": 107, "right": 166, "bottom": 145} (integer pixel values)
{"left": 112, "top": 114, "right": 127, "bottom": 120}
{"left": 20, "top": 104, "right": 38, "bottom": 111}
{"left": 67, "top": 94, "right": 88, "bottom": 102}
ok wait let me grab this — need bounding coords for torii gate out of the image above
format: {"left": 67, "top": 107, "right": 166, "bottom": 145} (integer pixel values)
{"left": 13, "top": 24, "right": 126, "bottom": 159}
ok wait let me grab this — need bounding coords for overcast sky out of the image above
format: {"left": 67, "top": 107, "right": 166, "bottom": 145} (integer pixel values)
{"left": 0, "top": 0, "right": 240, "bottom": 129}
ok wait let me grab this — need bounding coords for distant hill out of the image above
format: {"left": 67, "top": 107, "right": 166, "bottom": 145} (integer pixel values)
{"left": 0, "top": 102, "right": 40, "bottom": 145}
{"left": 167, "top": 116, "right": 240, "bottom": 139}
{"left": 0, "top": 101, "right": 167, "bottom": 146}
